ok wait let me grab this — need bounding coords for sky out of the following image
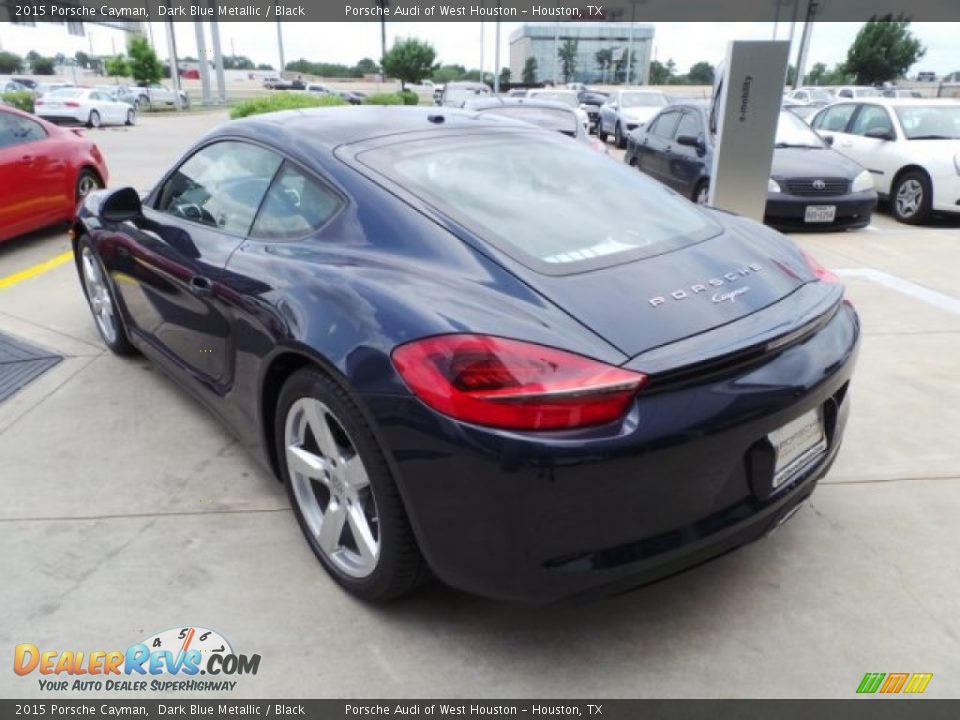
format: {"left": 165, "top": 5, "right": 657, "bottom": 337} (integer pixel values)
{"left": 142, "top": 21, "right": 960, "bottom": 76}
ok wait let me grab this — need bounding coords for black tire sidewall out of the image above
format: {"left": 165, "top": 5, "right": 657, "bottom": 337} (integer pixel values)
{"left": 892, "top": 171, "right": 932, "bottom": 224}
{"left": 275, "top": 368, "right": 418, "bottom": 601}
{"left": 88, "top": 111, "right": 100, "bottom": 128}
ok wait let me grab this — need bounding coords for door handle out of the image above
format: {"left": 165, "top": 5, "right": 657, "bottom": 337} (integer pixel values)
{"left": 189, "top": 275, "right": 213, "bottom": 296}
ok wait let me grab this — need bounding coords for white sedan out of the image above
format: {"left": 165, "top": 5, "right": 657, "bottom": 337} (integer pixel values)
{"left": 525, "top": 89, "right": 590, "bottom": 130}
{"left": 35, "top": 88, "right": 136, "bottom": 128}
{"left": 811, "top": 98, "right": 960, "bottom": 224}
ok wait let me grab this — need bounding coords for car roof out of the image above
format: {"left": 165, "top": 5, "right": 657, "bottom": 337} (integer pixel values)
{"left": 844, "top": 97, "right": 960, "bottom": 106}
{"left": 220, "top": 106, "right": 539, "bottom": 152}
{"left": 465, "top": 98, "right": 576, "bottom": 112}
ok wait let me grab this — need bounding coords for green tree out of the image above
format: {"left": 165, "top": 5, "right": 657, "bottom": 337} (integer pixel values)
{"left": 222, "top": 55, "right": 254, "bottom": 70}
{"left": 786, "top": 64, "right": 797, "bottom": 85}
{"left": 381, "top": 38, "right": 436, "bottom": 91}
{"left": 128, "top": 36, "right": 163, "bottom": 85}
{"left": 648, "top": 60, "right": 670, "bottom": 85}
{"left": 498, "top": 67, "right": 511, "bottom": 88}
{"left": 845, "top": 14, "right": 926, "bottom": 85}
{"left": 30, "top": 55, "right": 55, "bottom": 75}
{"left": 807, "top": 62, "right": 828, "bottom": 85}
{"left": 354, "top": 57, "right": 380, "bottom": 76}
{"left": 431, "top": 63, "right": 467, "bottom": 83}
{"left": 614, "top": 49, "right": 638, "bottom": 84}
{"left": 558, "top": 38, "right": 578, "bottom": 83}
{"left": 0, "top": 51, "right": 22, "bottom": 74}
{"left": 256, "top": 63, "right": 274, "bottom": 71}
{"left": 104, "top": 55, "right": 131, "bottom": 78}
{"left": 687, "top": 61, "right": 715, "bottom": 85}
{"left": 74, "top": 51, "right": 92, "bottom": 69}
{"left": 594, "top": 48, "right": 613, "bottom": 83}
{"left": 522, "top": 56, "right": 538, "bottom": 83}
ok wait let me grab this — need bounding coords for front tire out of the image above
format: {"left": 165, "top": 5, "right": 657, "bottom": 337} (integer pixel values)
{"left": 891, "top": 170, "right": 933, "bottom": 224}
{"left": 75, "top": 168, "right": 102, "bottom": 203}
{"left": 125, "top": 109, "right": 136, "bottom": 126}
{"left": 276, "top": 368, "right": 427, "bottom": 601}
{"left": 77, "top": 237, "right": 135, "bottom": 355}
{"left": 694, "top": 180, "right": 710, "bottom": 205}
{"left": 597, "top": 121, "right": 608, "bottom": 143}
{"left": 615, "top": 122, "right": 626, "bottom": 149}
{"left": 87, "top": 110, "right": 101, "bottom": 129}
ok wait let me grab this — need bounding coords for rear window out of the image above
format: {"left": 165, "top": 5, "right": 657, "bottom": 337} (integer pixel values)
{"left": 50, "top": 89, "right": 82, "bottom": 98}
{"left": 476, "top": 106, "right": 578, "bottom": 135}
{"left": 358, "top": 132, "right": 719, "bottom": 273}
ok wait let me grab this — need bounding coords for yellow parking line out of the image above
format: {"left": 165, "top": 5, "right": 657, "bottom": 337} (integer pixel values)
{"left": 0, "top": 250, "right": 75, "bottom": 290}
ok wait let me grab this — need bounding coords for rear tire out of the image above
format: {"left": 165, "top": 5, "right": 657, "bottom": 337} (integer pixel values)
{"left": 125, "top": 109, "right": 136, "bottom": 126}
{"left": 597, "top": 123, "right": 608, "bottom": 143}
{"left": 276, "top": 368, "right": 428, "bottom": 602}
{"left": 75, "top": 169, "right": 102, "bottom": 203}
{"left": 693, "top": 180, "right": 710, "bottom": 205}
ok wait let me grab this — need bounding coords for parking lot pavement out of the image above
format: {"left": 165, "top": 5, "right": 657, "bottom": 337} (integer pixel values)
{"left": 2, "top": 113, "right": 960, "bottom": 698}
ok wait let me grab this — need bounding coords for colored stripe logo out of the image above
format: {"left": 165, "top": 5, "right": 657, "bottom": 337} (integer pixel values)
{"left": 857, "top": 672, "right": 933, "bottom": 694}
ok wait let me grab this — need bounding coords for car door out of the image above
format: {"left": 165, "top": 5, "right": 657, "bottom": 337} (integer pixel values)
{"left": 107, "top": 140, "right": 283, "bottom": 387}
{"left": 88, "top": 91, "right": 115, "bottom": 124}
{"left": 834, "top": 104, "right": 901, "bottom": 194}
{"left": 661, "top": 109, "right": 707, "bottom": 197}
{"left": 640, "top": 109, "right": 682, "bottom": 184}
{"left": 0, "top": 110, "right": 67, "bottom": 238}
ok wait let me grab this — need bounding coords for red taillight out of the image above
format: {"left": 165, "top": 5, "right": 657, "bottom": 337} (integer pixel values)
{"left": 64, "top": 101, "right": 80, "bottom": 108}
{"left": 35, "top": 100, "right": 44, "bottom": 106}
{"left": 391, "top": 334, "right": 647, "bottom": 431}
{"left": 801, "top": 250, "right": 840, "bottom": 284}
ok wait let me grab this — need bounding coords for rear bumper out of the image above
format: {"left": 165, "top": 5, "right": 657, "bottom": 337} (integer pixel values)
{"left": 36, "top": 109, "right": 86, "bottom": 124}
{"left": 764, "top": 190, "right": 877, "bottom": 231}
{"left": 364, "top": 303, "right": 860, "bottom": 602}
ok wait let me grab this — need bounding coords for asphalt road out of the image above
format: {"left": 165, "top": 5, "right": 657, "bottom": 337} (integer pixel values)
{"left": 2, "top": 110, "right": 959, "bottom": 699}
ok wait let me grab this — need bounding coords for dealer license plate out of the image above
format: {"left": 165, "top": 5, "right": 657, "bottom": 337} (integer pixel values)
{"left": 768, "top": 408, "right": 827, "bottom": 490}
{"left": 804, "top": 205, "right": 836, "bottom": 223}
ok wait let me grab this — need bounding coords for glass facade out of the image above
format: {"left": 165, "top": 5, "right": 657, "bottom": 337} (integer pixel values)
{"left": 509, "top": 23, "right": 655, "bottom": 86}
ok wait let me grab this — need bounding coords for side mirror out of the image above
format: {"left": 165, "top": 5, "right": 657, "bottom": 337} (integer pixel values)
{"left": 99, "top": 187, "right": 142, "bottom": 223}
{"left": 864, "top": 128, "right": 894, "bottom": 141}
{"left": 676, "top": 134, "right": 699, "bottom": 147}
{"left": 822, "top": 134, "right": 835, "bottom": 146}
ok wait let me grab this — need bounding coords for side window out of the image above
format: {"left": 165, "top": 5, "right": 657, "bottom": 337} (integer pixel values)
{"left": 849, "top": 105, "right": 894, "bottom": 137}
{"left": 814, "top": 104, "right": 857, "bottom": 133}
{"left": 645, "top": 114, "right": 661, "bottom": 135}
{"left": 674, "top": 111, "right": 702, "bottom": 139}
{"left": 156, "top": 141, "right": 282, "bottom": 236}
{"left": 838, "top": 88, "right": 853, "bottom": 98}
{"left": 795, "top": 91, "right": 808, "bottom": 102}
{"left": 251, "top": 163, "right": 342, "bottom": 240}
{"left": 651, "top": 111, "right": 681, "bottom": 138}
{"left": 0, "top": 111, "right": 48, "bottom": 149}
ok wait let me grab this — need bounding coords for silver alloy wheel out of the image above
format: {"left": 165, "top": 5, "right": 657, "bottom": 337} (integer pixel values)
{"left": 895, "top": 178, "right": 922, "bottom": 218}
{"left": 285, "top": 397, "right": 380, "bottom": 578}
{"left": 80, "top": 247, "right": 117, "bottom": 345}
{"left": 76, "top": 173, "right": 99, "bottom": 200}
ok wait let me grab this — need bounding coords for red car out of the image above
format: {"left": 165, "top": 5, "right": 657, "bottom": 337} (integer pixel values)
{"left": 0, "top": 104, "right": 109, "bottom": 243}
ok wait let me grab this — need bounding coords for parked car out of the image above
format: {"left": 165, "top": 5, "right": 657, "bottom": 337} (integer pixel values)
{"left": 916, "top": 72, "right": 937, "bottom": 82}
{"left": 262, "top": 76, "right": 282, "bottom": 89}
{"left": 36, "top": 87, "right": 137, "bottom": 128}
{"left": 337, "top": 91, "right": 364, "bottom": 105}
{"left": 834, "top": 86, "right": 882, "bottom": 99}
{"left": 881, "top": 88, "right": 923, "bottom": 99}
{"left": 785, "top": 87, "right": 835, "bottom": 107}
{"left": 95, "top": 84, "right": 148, "bottom": 110}
{"left": 305, "top": 83, "right": 334, "bottom": 95}
{"left": 783, "top": 101, "right": 820, "bottom": 123}
{"left": 811, "top": 98, "right": 960, "bottom": 223}
{"left": 464, "top": 97, "right": 606, "bottom": 152}
{"left": 1, "top": 78, "right": 30, "bottom": 94}
{"left": 626, "top": 102, "right": 877, "bottom": 231}
{"left": 73, "top": 106, "right": 858, "bottom": 602}
{"left": 11, "top": 77, "right": 38, "bottom": 90}
{"left": 141, "top": 83, "right": 191, "bottom": 109}
{"left": 524, "top": 88, "right": 589, "bottom": 128}
{"left": 432, "top": 84, "right": 445, "bottom": 104}
{"left": 598, "top": 89, "right": 670, "bottom": 148}
{"left": 439, "top": 81, "right": 491, "bottom": 108}
{"left": 577, "top": 90, "right": 609, "bottom": 133}
{"left": 0, "top": 104, "right": 108, "bottom": 243}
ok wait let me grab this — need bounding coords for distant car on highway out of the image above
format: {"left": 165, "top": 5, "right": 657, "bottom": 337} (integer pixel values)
{"left": 597, "top": 89, "right": 670, "bottom": 148}
{"left": 834, "top": 86, "right": 882, "bottom": 99}
{"left": 811, "top": 98, "right": 960, "bottom": 224}
{"left": 625, "top": 102, "right": 877, "bottom": 231}
{"left": 0, "top": 103, "right": 108, "bottom": 243}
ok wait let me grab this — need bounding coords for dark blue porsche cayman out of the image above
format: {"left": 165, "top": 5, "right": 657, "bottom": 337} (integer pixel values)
{"left": 73, "top": 107, "right": 859, "bottom": 602}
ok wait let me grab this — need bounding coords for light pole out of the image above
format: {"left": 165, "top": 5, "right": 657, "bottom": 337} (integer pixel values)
{"left": 493, "top": 18, "right": 501, "bottom": 93}
{"left": 276, "top": 22, "right": 285, "bottom": 76}
{"left": 794, "top": 0, "right": 818, "bottom": 89}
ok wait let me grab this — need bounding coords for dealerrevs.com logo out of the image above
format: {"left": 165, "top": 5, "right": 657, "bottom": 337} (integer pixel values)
{"left": 13, "top": 626, "right": 261, "bottom": 692}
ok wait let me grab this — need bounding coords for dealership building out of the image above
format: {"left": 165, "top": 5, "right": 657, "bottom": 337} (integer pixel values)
{"left": 0, "top": 3, "right": 144, "bottom": 59}
{"left": 509, "top": 22, "right": 655, "bottom": 85}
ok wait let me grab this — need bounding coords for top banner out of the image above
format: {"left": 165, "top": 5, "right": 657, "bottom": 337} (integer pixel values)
{"left": 2, "top": 0, "right": 960, "bottom": 23}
